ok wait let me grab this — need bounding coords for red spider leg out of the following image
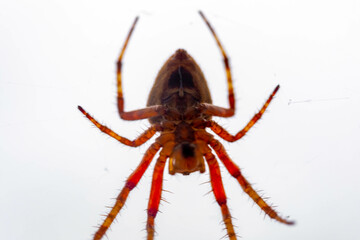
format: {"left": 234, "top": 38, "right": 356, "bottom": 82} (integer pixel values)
{"left": 93, "top": 142, "right": 161, "bottom": 240}
{"left": 208, "top": 138, "right": 294, "bottom": 225}
{"left": 208, "top": 85, "right": 280, "bottom": 142}
{"left": 201, "top": 143, "right": 237, "bottom": 240}
{"left": 146, "top": 142, "right": 174, "bottom": 240}
{"left": 78, "top": 106, "right": 159, "bottom": 147}
{"left": 116, "top": 16, "right": 166, "bottom": 120}
{"left": 199, "top": 11, "right": 235, "bottom": 117}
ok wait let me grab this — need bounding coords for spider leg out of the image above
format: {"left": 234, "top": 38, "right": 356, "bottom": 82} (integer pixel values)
{"left": 116, "top": 16, "right": 166, "bottom": 120}
{"left": 199, "top": 11, "right": 235, "bottom": 117}
{"left": 208, "top": 85, "right": 280, "bottom": 142}
{"left": 202, "top": 144, "right": 237, "bottom": 240}
{"left": 146, "top": 142, "right": 174, "bottom": 240}
{"left": 93, "top": 142, "right": 161, "bottom": 240}
{"left": 209, "top": 138, "right": 294, "bottom": 225}
{"left": 78, "top": 106, "right": 158, "bottom": 147}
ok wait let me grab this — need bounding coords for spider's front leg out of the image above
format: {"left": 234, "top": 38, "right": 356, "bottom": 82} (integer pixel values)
{"left": 209, "top": 138, "right": 294, "bottom": 225}
{"left": 93, "top": 142, "right": 161, "bottom": 240}
{"left": 199, "top": 142, "right": 237, "bottom": 240}
{"left": 146, "top": 141, "right": 174, "bottom": 240}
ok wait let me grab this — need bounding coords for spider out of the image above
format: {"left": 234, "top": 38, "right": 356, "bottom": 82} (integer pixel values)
{"left": 78, "top": 11, "right": 294, "bottom": 240}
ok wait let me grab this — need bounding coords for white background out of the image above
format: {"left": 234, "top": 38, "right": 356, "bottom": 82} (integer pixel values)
{"left": 1, "top": 1, "right": 360, "bottom": 240}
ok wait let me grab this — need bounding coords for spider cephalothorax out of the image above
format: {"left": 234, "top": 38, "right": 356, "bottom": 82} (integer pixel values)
{"left": 78, "top": 11, "right": 294, "bottom": 240}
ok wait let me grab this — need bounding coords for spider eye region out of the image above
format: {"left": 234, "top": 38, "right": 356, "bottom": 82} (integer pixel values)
{"left": 169, "top": 142, "right": 205, "bottom": 175}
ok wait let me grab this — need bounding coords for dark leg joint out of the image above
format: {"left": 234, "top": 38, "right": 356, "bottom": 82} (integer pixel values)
{"left": 147, "top": 207, "right": 158, "bottom": 218}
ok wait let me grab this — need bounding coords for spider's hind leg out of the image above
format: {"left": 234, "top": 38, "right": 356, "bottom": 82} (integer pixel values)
{"left": 115, "top": 16, "right": 166, "bottom": 121}
{"left": 199, "top": 11, "right": 235, "bottom": 117}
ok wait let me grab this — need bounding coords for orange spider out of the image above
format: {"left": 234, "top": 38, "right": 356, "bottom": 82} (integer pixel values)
{"left": 78, "top": 11, "right": 294, "bottom": 240}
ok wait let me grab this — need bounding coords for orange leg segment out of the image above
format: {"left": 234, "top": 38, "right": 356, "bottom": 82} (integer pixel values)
{"left": 78, "top": 106, "right": 158, "bottom": 147}
{"left": 203, "top": 148, "right": 237, "bottom": 240}
{"left": 116, "top": 16, "right": 166, "bottom": 120}
{"left": 93, "top": 142, "right": 161, "bottom": 240}
{"left": 145, "top": 141, "right": 174, "bottom": 240}
{"left": 209, "top": 85, "right": 280, "bottom": 142}
{"left": 199, "top": 11, "right": 235, "bottom": 117}
{"left": 146, "top": 154, "right": 167, "bottom": 240}
{"left": 209, "top": 138, "right": 294, "bottom": 225}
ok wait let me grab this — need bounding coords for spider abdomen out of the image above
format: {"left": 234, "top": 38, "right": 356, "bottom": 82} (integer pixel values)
{"left": 147, "top": 49, "right": 212, "bottom": 124}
